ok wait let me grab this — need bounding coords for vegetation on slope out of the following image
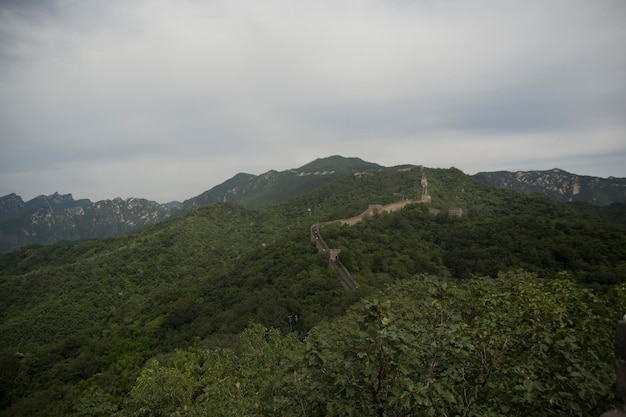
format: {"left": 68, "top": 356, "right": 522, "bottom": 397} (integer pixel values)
{"left": 113, "top": 273, "right": 623, "bottom": 416}
{"left": 0, "top": 170, "right": 336, "bottom": 412}
{"left": 322, "top": 202, "right": 626, "bottom": 287}
{"left": 180, "top": 155, "right": 383, "bottom": 210}
{"left": 0, "top": 166, "right": 625, "bottom": 416}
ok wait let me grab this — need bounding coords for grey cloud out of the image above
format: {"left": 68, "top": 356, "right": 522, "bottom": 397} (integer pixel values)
{"left": 0, "top": 0, "right": 625, "bottom": 202}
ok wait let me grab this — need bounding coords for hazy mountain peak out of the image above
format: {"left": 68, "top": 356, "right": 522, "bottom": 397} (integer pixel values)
{"left": 296, "top": 155, "right": 381, "bottom": 173}
{"left": 474, "top": 168, "right": 626, "bottom": 206}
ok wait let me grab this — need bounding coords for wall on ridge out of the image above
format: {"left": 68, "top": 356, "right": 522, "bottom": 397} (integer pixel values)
{"left": 334, "top": 200, "right": 417, "bottom": 226}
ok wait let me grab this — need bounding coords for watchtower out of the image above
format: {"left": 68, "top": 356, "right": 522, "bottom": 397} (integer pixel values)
{"left": 329, "top": 249, "right": 341, "bottom": 264}
{"left": 420, "top": 168, "right": 431, "bottom": 202}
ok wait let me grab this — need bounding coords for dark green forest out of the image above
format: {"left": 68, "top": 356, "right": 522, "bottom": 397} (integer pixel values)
{"left": 1, "top": 166, "right": 625, "bottom": 416}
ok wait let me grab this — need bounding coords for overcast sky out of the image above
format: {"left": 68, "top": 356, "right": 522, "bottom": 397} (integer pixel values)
{"left": 1, "top": 0, "right": 625, "bottom": 203}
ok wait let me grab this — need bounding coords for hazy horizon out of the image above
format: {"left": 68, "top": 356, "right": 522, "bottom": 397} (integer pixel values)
{"left": 2, "top": 1, "right": 625, "bottom": 202}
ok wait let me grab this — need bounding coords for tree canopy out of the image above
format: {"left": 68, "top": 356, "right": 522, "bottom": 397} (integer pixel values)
{"left": 114, "top": 272, "right": 622, "bottom": 417}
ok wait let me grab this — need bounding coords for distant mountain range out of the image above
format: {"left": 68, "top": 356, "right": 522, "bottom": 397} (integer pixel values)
{"left": 0, "top": 192, "right": 172, "bottom": 253}
{"left": 1, "top": 157, "right": 624, "bottom": 253}
{"left": 473, "top": 168, "right": 626, "bottom": 206}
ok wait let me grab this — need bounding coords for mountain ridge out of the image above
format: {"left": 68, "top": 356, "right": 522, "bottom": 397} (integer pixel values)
{"left": 0, "top": 193, "right": 172, "bottom": 253}
{"left": 2, "top": 157, "right": 624, "bottom": 253}
{"left": 179, "top": 155, "right": 382, "bottom": 210}
{"left": 0, "top": 156, "right": 384, "bottom": 253}
{"left": 473, "top": 168, "right": 626, "bottom": 206}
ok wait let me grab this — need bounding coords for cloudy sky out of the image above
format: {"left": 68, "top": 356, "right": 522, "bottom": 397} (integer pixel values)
{"left": 1, "top": 0, "right": 625, "bottom": 203}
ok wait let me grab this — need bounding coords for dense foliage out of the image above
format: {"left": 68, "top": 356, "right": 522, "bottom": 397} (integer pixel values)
{"left": 0, "top": 203, "right": 345, "bottom": 416}
{"left": 322, "top": 203, "right": 626, "bottom": 286}
{"left": 1, "top": 166, "right": 625, "bottom": 416}
{"left": 111, "top": 273, "right": 622, "bottom": 416}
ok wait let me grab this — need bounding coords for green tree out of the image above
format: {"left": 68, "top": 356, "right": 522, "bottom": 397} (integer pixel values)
{"left": 117, "top": 323, "right": 306, "bottom": 417}
{"left": 302, "top": 273, "right": 616, "bottom": 416}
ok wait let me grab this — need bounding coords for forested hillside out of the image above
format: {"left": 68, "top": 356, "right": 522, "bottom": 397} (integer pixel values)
{"left": 0, "top": 156, "right": 381, "bottom": 254}
{"left": 1, "top": 165, "right": 625, "bottom": 416}
{"left": 4, "top": 157, "right": 622, "bottom": 255}
{"left": 180, "top": 155, "right": 383, "bottom": 210}
{"left": 115, "top": 274, "right": 624, "bottom": 416}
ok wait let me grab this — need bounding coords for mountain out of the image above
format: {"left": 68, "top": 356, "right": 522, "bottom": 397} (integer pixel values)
{"left": 0, "top": 162, "right": 626, "bottom": 417}
{"left": 473, "top": 168, "right": 626, "bottom": 206}
{"left": 3, "top": 160, "right": 624, "bottom": 255}
{"left": 0, "top": 156, "right": 384, "bottom": 254}
{"left": 180, "top": 155, "right": 382, "bottom": 210}
{"left": 0, "top": 193, "right": 172, "bottom": 253}
{"left": 163, "top": 200, "right": 181, "bottom": 209}
{"left": 0, "top": 192, "right": 91, "bottom": 223}
{"left": 0, "top": 193, "right": 25, "bottom": 223}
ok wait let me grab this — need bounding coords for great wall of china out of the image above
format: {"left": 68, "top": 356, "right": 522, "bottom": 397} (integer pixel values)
{"left": 311, "top": 169, "right": 432, "bottom": 290}
{"left": 309, "top": 169, "right": 626, "bottom": 414}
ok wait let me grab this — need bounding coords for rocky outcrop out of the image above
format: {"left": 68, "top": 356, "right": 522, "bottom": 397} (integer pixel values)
{"left": 0, "top": 193, "right": 25, "bottom": 222}
{"left": 474, "top": 169, "right": 626, "bottom": 206}
{"left": 0, "top": 193, "right": 172, "bottom": 253}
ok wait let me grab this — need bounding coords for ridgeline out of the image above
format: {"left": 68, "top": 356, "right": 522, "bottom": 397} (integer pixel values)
{"left": 1, "top": 160, "right": 625, "bottom": 416}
